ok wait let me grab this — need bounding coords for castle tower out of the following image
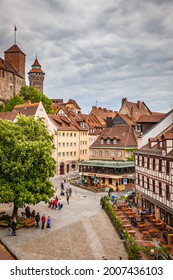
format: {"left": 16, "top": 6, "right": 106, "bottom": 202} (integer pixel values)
{"left": 4, "top": 26, "right": 26, "bottom": 79}
{"left": 4, "top": 45, "right": 26, "bottom": 79}
{"left": 28, "top": 56, "right": 45, "bottom": 93}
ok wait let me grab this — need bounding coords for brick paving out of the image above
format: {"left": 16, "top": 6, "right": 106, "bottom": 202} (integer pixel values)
{"left": 0, "top": 179, "right": 128, "bottom": 260}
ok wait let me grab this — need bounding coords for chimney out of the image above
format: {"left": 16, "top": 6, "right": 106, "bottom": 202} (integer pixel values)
{"left": 137, "top": 100, "right": 141, "bottom": 109}
{"left": 106, "top": 117, "right": 112, "bottom": 127}
{"left": 122, "top": 97, "right": 127, "bottom": 105}
{"left": 92, "top": 106, "right": 97, "bottom": 110}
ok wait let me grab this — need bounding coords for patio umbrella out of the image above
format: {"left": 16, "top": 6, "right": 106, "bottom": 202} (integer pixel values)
{"left": 81, "top": 172, "right": 85, "bottom": 183}
{"left": 94, "top": 173, "right": 97, "bottom": 185}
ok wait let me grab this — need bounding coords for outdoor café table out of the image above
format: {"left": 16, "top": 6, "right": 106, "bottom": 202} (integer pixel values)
{"left": 138, "top": 223, "right": 149, "bottom": 230}
{"left": 125, "top": 211, "right": 135, "bottom": 216}
{"left": 123, "top": 224, "right": 132, "bottom": 229}
{"left": 148, "top": 228, "right": 161, "bottom": 237}
{"left": 127, "top": 230, "right": 136, "bottom": 237}
{"left": 140, "top": 242, "right": 155, "bottom": 248}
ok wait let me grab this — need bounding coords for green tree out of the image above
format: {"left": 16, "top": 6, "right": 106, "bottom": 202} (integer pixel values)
{"left": 2, "top": 95, "right": 24, "bottom": 112}
{"left": 20, "top": 86, "right": 53, "bottom": 114}
{"left": 0, "top": 115, "right": 56, "bottom": 217}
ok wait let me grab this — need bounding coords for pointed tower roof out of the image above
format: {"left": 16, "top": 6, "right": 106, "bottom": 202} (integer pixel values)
{"left": 4, "top": 44, "right": 25, "bottom": 55}
{"left": 28, "top": 56, "right": 45, "bottom": 74}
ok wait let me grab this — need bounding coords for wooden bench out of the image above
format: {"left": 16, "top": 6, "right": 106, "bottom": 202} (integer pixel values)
{"left": 0, "top": 211, "right": 5, "bottom": 217}
{"left": 24, "top": 218, "right": 36, "bottom": 228}
{"left": 0, "top": 221, "right": 8, "bottom": 227}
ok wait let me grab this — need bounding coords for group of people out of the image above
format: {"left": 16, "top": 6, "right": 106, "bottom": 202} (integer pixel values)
{"left": 8, "top": 181, "right": 72, "bottom": 235}
{"left": 35, "top": 213, "right": 51, "bottom": 229}
{"left": 25, "top": 206, "right": 36, "bottom": 218}
{"left": 48, "top": 196, "right": 63, "bottom": 210}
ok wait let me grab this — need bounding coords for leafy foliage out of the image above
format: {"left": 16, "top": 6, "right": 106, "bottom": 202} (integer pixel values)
{"left": 2, "top": 96, "right": 24, "bottom": 112}
{"left": 0, "top": 115, "right": 56, "bottom": 216}
{"left": 20, "top": 86, "right": 53, "bottom": 113}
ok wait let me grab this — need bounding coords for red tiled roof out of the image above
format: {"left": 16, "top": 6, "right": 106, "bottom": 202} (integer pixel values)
{"left": 28, "top": 68, "right": 45, "bottom": 74}
{"left": 32, "top": 58, "right": 41, "bottom": 67}
{"left": 116, "top": 113, "right": 135, "bottom": 126}
{"left": 91, "top": 125, "right": 137, "bottom": 148}
{"left": 4, "top": 44, "right": 26, "bottom": 56}
{"left": 0, "top": 57, "right": 23, "bottom": 78}
{"left": 90, "top": 106, "right": 117, "bottom": 126}
{"left": 66, "top": 99, "right": 81, "bottom": 109}
{"left": 0, "top": 111, "right": 18, "bottom": 121}
{"left": 48, "top": 114, "right": 78, "bottom": 131}
{"left": 78, "top": 113, "right": 103, "bottom": 128}
{"left": 14, "top": 103, "right": 39, "bottom": 116}
{"left": 137, "top": 114, "right": 165, "bottom": 123}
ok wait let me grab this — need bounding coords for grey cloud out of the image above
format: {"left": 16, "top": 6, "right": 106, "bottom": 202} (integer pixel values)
{"left": 1, "top": 0, "right": 173, "bottom": 114}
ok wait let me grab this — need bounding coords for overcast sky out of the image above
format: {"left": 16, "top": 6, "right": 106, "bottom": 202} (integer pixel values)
{"left": 0, "top": 0, "right": 173, "bottom": 113}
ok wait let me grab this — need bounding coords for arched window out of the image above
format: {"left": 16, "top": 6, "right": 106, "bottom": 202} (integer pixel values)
{"left": 100, "top": 139, "right": 104, "bottom": 144}
{"left": 107, "top": 139, "right": 111, "bottom": 144}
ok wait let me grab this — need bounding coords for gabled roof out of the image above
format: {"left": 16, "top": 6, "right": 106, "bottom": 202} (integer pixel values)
{"left": 113, "top": 113, "right": 135, "bottom": 126}
{"left": 48, "top": 114, "right": 78, "bottom": 131}
{"left": 0, "top": 111, "right": 18, "bottom": 121}
{"left": 139, "top": 127, "right": 173, "bottom": 154}
{"left": 91, "top": 125, "right": 137, "bottom": 148}
{"left": 78, "top": 113, "right": 103, "bottom": 128}
{"left": 66, "top": 99, "right": 81, "bottom": 110}
{"left": 119, "top": 98, "right": 152, "bottom": 122}
{"left": 90, "top": 106, "right": 117, "bottom": 126}
{"left": 14, "top": 103, "right": 39, "bottom": 117}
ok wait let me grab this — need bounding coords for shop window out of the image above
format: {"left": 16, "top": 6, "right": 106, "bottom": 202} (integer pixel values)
{"left": 142, "top": 156, "right": 144, "bottom": 167}
{"left": 147, "top": 177, "right": 150, "bottom": 190}
{"left": 118, "top": 151, "right": 122, "bottom": 158}
{"left": 166, "top": 161, "right": 170, "bottom": 175}
{"left": 159, "top": 182, "right": 162, "bottom": 196}
{"left": 166, "top": 185, "right": 170, "bottom": 201}
{"left": 159, "top": 159, "right": 162, "bottom": 172}
{"left": 153, "top": 180, "right": 155, "bottom": 193}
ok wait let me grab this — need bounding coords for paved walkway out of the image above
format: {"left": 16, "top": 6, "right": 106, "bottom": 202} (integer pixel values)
{"left": 0, "top": 178, "right": 128, "bottom": 260}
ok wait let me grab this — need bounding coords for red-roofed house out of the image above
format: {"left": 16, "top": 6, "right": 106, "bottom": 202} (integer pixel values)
{"left": 79, "top": 113, "right": 138, "bottom": 189}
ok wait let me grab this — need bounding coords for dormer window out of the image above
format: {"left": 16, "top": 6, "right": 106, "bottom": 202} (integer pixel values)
{"left": 113, "top": 139, "right": 117, "bottom": 144}
{"left": 100, "top": 139, "right": 104, "bottom": 144}
{"left": 107, "top": 139, "right": 111, "bottom": 144}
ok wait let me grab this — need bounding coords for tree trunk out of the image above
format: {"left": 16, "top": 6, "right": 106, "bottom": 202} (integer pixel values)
{"left": 12, "top": 204, "right": 18, "bottom": 218}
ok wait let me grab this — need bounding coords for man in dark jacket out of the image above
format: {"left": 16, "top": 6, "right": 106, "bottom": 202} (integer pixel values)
{"left": 35, "top": 212, "right": 40, "bottom": 229}
{"left": 11, "top": 219, "right": 17, "bottom": 236}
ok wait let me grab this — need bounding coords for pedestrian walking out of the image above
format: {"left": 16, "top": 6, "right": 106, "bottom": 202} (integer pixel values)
{"left": 66, "top": 193, "right": 70, "bottom": 205}
{"left": 53, "top": 198, "right": 58, "bottom": 209}
{"left": 41, "top": 214, "right": 46, "bottom": 229}
{"left": 11, "top": 219, "right": 17, "bottom": 236}
{"left": 35, "top": 212, "right": 40, "bottom": 228}
{"left": 46, "top": 216, "right": 51, "bottom": 228}
{"left": 58, "top": 198, "right": 62, "bottom": 210}
{"left": 8, "top": 219, "right": 12, "bottom": 236}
